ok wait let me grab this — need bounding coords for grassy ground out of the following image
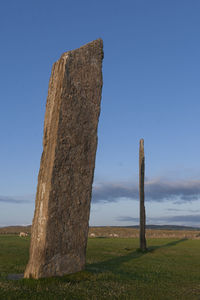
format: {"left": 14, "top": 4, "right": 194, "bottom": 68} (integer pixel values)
{"left": 0, "top": 236, "right": 200, "bottom": 299}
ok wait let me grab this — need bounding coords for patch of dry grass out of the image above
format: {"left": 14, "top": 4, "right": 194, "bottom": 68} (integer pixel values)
{"left": 88, "top": 227, "right": 200, "bottom": 239}
{"left": 1, "top": 225, "right": 199, "bottom": 240}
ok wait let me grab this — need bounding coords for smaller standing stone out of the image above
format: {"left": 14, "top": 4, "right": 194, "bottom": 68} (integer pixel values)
{"left": 139, "top": 139, "right": 147, "bottom": 251}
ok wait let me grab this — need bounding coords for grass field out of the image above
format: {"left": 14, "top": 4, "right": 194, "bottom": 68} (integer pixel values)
{"left": 0, "top": 235, "right": 200, "bottom": 299}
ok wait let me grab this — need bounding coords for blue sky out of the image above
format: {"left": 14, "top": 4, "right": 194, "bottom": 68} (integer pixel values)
{"left": 0, "top": 0, "right": 200, "bottom": 227}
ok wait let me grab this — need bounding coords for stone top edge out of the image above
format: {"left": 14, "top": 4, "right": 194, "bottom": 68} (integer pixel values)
{"left": 56, "top": 38, "right": 103, "bottom": 63}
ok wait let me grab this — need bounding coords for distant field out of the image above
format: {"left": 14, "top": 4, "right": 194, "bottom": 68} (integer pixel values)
{"left": 1, "top": 225, "right": 200, "bottom": 239}
{"left": 88, "top": 227, "right": 200, "bottom": 239}
{"left": 0, "top": 235, "right": 200, "bottom": 299}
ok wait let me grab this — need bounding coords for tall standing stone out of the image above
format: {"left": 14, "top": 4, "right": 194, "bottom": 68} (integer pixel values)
{"left": 139, "top": 139, "right": 147, "bottom": 251}
{"left": 24, "top": 39, "right": 103, "bottom": 279}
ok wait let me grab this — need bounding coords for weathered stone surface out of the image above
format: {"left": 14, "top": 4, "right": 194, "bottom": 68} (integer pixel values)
{"left": 24, "top": 39, "right": 103, "bottom": 279}
{"left": 139, "top": 139, "right": 147, "bottom": 251}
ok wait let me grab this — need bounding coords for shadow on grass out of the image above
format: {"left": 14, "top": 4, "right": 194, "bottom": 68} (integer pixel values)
{"left": 86, "top": 238, "right": 188, "bottom": 276}
{"left": 148, "top": 238, "right": 188, "bottom": 252}
{"left": 7, "top": 239, "right": 188, "bottom": 283}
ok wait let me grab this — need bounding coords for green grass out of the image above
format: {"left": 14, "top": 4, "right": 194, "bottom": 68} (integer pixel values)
{"left": 0, "top": 236, "right": 200, "bottom": 299}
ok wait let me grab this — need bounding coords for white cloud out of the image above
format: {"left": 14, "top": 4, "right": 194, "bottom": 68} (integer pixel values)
{"left": 92, "top": 179, "right": 200, "bottom": 203}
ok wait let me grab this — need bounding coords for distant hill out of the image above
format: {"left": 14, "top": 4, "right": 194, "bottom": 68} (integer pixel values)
{"left": 0, "top": 224, "right": 199, "bottom": 234}
{"left": 125, "top": 224, "right": 200, "bottom": 231}
{"left": 0, "top": 225, "right": 31, "bottom": 234}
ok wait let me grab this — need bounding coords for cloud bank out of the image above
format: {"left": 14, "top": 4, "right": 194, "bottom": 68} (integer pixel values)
{"left": 92, "top": 179, "right": 200, "bottom": 203}
{"left": 116, "top": 214, "right": 200, "bottom": 225}
{"left": 2, "top": 179, "right": 200, "bottom": 205}
{"left": 0, "top": 195, "right": 34, "bottom": 204}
